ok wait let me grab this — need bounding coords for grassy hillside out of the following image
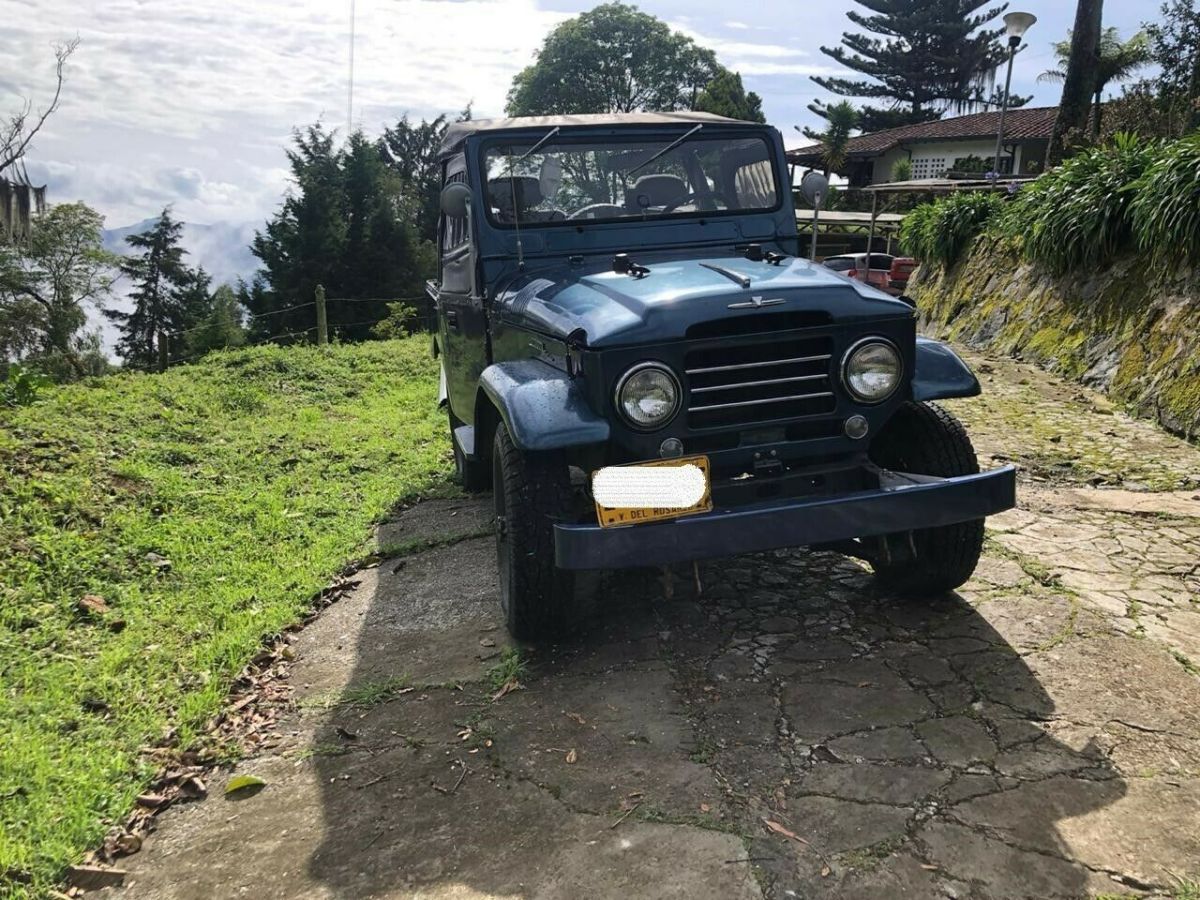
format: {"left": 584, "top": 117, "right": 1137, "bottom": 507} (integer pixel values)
{"left": 0, "top": 338, "right": 449, "bottom": 895}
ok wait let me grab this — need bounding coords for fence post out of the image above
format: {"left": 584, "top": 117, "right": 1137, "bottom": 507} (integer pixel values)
{"left": 157, "top": 331, "right": 169, "bottom": 373}
{"left": 315, "top": 284, "right": 328, "bottom": 346}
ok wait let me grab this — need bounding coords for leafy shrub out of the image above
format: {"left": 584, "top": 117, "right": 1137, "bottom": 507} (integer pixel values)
{"left": 1129, "top": 131, "right": 1200, "bottom": 266}
{"left": 371, "top": 302, "right": 420, "bottom": 339}
{"left": 899, "top": 192, "right": 1005, "bottom": 269}
{"left": 898, "top": 201, "right": 935, "bottom": 258}
{"left": 891, "top": 158, "right": 912, "bottom": 182}
{"left": 1, "top": 363, "right": 53, "bottom": 407}
{"left": 997, "top": 133, "right": 1154, "bottom": 273}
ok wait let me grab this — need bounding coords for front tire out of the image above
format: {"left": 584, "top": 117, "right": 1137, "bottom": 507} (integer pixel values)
{"left": 492, "top": 421, "right": 574, "bottom": 640}
{"left": 868, "top": 401, "right": 984, "bottom": 596}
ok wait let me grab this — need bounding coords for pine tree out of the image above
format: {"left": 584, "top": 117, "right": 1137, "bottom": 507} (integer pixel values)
{"left": 243, "top": 126, "right": 347, "bottom": 342}
{"left": 243, "top": 126, "right": 434, "bottom": 343}
{"left": 811, "top": 0, "right": 1025, "bottom": 132}
{"left": 105, "top": 208, "right": 191, "bottom": 368}
{"left": 186, "top": 283, "right": 246, "bottom": 356}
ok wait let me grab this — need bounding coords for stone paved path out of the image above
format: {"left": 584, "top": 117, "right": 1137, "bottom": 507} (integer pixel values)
{"left": 100, "top": 345, "right": 1200, "bottom": 900}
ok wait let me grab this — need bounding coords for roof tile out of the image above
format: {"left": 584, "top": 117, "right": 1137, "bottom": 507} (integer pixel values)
{"left": 788, "top": 107, "right": 1059, "bottom": 163}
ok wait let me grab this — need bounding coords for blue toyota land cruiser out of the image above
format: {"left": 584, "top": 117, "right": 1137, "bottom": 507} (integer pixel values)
{"left": 430, "top": 112, "right": 1016, "bottom": 640}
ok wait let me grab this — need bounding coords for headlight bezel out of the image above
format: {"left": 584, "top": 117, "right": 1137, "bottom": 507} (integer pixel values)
{"left": 841, "top": 337, "right": 903, "bottom": 405}
{"left": 613, "top": 361, "right": 682, "bottom": 431}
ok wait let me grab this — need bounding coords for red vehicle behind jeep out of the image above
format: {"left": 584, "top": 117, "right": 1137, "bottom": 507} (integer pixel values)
{"left": 822, "top": 253, "right": 917, "bottom": 295}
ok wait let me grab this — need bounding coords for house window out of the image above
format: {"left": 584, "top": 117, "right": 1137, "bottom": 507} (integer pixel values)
{"left": 910, "top": 157, "right": 947, "bottom": 180}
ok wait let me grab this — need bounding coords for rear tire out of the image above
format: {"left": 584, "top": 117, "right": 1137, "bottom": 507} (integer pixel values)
{"left": 449, "top": 409, "right": 489, "bottom": 492}
{"left": 492, "top": 421, "right": 574, "bottom": 640}
{"left": 868, "top": 401, "right": 984, "bottom": 596}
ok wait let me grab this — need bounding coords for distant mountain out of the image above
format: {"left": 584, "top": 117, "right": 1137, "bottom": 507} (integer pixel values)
{"left": 102, "top": 219, "right": 260, "bottom": 288}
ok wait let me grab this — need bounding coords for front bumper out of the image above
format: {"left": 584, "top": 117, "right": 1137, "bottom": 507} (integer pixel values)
{"left": 554, "top": 465, "right": 1016, "bottom": 570}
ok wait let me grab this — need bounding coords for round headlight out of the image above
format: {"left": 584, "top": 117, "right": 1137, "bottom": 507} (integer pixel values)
{"left": 843, "top": 339, "right": 902, "bottom": 403}
{"left": 615, "top": 363, "right": 681, "bottom": 430}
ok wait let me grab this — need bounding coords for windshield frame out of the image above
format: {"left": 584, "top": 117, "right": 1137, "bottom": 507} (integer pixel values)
{"left": 476, "top": 128, "right": 785, "bottom": 231}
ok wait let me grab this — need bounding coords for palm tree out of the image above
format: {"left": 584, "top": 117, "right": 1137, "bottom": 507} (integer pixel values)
{"left": 1040, "top": 27, "right": 1152, "bottom": 138}
{"left": 803, "top": 101, "right": 859, "bottom": 176}
{"left": 1048, "top": 0, "right": 1104, "bottom": 165}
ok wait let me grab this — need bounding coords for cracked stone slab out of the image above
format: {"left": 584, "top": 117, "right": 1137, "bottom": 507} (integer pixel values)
{"left": 951, "top": 774, "right": 1200, "bottom": 889}
{"left": 100, "top": 349, "right": 1200, "bottom": 900}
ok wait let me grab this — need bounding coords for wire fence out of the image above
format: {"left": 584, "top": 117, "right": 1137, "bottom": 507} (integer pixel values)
{"left": 123, "top": 291, "right": 436, "bottom": 373}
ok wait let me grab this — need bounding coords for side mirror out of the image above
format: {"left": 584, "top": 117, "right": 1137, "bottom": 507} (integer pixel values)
{"left": 440, "top": 181, "right": 472, "bottom": 219}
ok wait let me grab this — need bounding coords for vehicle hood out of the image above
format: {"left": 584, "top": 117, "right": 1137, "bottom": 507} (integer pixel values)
{"left": 495, "top": 254, "right": 914, "bottom": 347}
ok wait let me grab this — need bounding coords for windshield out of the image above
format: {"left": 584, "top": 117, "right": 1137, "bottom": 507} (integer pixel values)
{"left": 482, "top": 134, "right": 779, "bottom": 226}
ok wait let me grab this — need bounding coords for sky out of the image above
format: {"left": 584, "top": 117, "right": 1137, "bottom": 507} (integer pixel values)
{"left": 1, "top": 0, "right": 1155, "bottom": 235}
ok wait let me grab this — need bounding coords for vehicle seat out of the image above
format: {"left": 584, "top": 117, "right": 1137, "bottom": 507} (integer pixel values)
{"left": 624, "top": 174, "right": 687, "bottom": 212}
{"left": 488, "top": 176, "right": 542, "bottom": 223}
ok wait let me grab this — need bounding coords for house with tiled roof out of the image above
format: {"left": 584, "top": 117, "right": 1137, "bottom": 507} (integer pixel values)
{"left": 787, "top": 106, "right": 1059, "bottom": 187}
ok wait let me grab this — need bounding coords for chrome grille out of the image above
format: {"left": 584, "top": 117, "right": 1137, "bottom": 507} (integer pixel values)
{"left": 684, "top": 336, "right": 836, "bottom": 430}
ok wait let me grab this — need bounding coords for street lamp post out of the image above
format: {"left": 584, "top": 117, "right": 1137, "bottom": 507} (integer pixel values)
{"left": 992, "top": 11, "right": 1037, "bottom": 177}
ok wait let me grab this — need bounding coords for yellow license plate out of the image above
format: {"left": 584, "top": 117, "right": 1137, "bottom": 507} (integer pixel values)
{"left": 594, "top": 455, "right": 712, "bottom": 528}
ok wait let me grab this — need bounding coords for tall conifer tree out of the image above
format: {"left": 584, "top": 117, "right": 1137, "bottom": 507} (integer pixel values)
{"left": 811, "top": 0, "right": 1026, "bottom": 132}
{"left": 105, "top": 208, "right": 191, "bottom": 368}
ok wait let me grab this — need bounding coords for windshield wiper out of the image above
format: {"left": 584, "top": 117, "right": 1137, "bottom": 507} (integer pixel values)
{"left": 515, "top": 126, "right": 560, "bottom": 163}
{"left": 627, "top": 124, "right": 703, "bottom": 175}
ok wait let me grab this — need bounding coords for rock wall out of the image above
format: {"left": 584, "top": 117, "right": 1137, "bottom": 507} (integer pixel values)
{"left": 910, "top": 236, "right": 1200, "bottom": 440}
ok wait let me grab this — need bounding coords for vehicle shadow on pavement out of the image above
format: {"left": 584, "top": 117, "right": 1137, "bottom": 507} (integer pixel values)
{"left": 303, "top": 497, "right": 1131, "bottom": 899}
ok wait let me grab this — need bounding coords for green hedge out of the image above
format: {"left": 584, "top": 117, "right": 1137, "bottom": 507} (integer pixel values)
{"left": 899, "top": 191, "right": 1005, "bottom": 269}
{"left": 1130, "top": 132, "right": 1200, "bottom": 266}
{"left": 903, "top": 132, "right": 1200, "bottom": 274}
{"left": 999, "top": 134, "right": 1155, "bottom": 273}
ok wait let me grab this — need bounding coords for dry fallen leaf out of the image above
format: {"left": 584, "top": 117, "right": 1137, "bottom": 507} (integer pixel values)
{"left": 77, "top": 594, "right": 110, "bottom": 616}
{"left": 178, "top": 776, "right": 207, "bottom": 799}
{"left": 224, "top": 774, "right": 266, "bottom": 796}
{"left": 491, "top": 679, "right": 520, "bottom": 702}
{"left": 565, "top": 712, "right": 586, "bottom": 726}
{"left": 565, "top": 748, "right": 578, "bottom": 764}
{"left": 920, "top": 864, "right": 939, "bottom": 871}
{"left": 699, "top": 803, "right": 711, "bottom": 813}
{"left": 761, "top": 818, "right": 809, "bottom": 845}
{"left": 820, "top": 865, "right": 831, "bottom": 877}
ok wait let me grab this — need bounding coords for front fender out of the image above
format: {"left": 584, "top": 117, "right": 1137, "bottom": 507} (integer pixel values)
{"left": 912, "top": 338, "right": 980, "bottom": 402}
{"left": 479, "top": 360, "right": 611, "bottom": 452}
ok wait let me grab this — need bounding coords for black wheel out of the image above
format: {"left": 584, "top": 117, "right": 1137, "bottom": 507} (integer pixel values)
{"left": 448, "top": 409, "right": 489, "bottom": 492}
{"left": 492, "top": 421, "right": 574, "bottom": 640}
{"left": 868, "top": 401, "right": 984, "bottom": 595}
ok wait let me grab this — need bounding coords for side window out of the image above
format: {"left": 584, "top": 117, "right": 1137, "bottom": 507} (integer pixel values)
{"left": 441, "top": 169, "right": 468, "bottom": 253}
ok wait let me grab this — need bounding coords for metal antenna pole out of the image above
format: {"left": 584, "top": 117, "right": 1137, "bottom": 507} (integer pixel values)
{"left": 347, "top": 0, "right": 356, "bottom": 135}
{"left": 810, "top": 193, "right": 820, "bottom": 262}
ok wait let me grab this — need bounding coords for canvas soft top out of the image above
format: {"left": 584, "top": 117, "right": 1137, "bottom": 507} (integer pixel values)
{"left": 437, "top": 111, "right": 754, "bottom": 158}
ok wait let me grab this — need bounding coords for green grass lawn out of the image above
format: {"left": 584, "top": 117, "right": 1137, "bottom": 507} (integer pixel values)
{"left": 0, "top": 338, "right": 450, "bottom": 896}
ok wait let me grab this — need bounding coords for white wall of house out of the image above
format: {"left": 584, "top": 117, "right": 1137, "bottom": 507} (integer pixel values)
{"left": 871, "top": 140, "right": 1025, "bottom": 183}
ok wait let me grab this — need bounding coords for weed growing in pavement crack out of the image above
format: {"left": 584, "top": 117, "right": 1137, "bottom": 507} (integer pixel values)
{"left": 304, "top": 675, "right": 412, "bottom": 710}
{"left": 488, "top": 647, "right": 526, "bottom": 692}
{"left": 1170, "top": 650, "right": 1199, "bottom": 676}
{"left": 373, "top": 527, "right": 493, "bottom": 562}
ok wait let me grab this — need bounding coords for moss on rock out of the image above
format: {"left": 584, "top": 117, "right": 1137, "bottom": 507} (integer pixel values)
{"left": 911, "top": 241, "right": 1200, "bottom": 440}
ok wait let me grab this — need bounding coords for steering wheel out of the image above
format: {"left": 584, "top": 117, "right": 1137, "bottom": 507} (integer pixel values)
{"left": 660, "top": 191, "right": 732, "bottom": 213}
{"left": 567, "top": 203, "right": 626, "bottom": 221}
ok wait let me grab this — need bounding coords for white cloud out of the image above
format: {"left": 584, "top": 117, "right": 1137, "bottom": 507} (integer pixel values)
{"left": 0, "top": 0, "right": 568, "bottom": 229}
{"left": 669, "top": 22, "right": 840, "bottom": 77}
